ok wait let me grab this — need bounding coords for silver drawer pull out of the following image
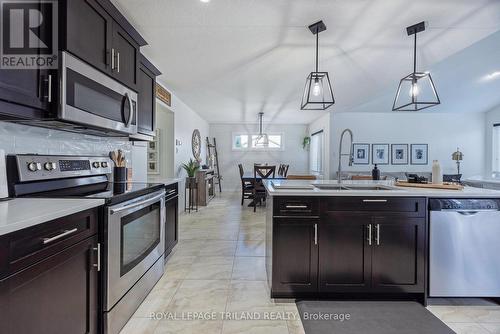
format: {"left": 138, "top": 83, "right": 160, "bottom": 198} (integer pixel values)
{"left": 285, "top": 205, "right": 308, "bottom": 209}
{"left": 42, "top": 228, "right": 78, "bottom": 244}
{"left": 167, "top": 189, "right": 177, "bottom": 195}
{"left": 93, "top": 243, "right": 101, "bottom": 271}
{"left": 362, "top": 199, "right": 388, "bottom": 203}
{"left": 367, "top": 224, "right": 372, "bottom": 245}
{"left": 375, "top": 224, "right": 381, "bottom": 245}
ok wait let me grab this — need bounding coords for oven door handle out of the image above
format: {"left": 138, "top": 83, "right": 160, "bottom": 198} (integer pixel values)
{"left": 110, "top": 193, "right": 165, "bottom": 214}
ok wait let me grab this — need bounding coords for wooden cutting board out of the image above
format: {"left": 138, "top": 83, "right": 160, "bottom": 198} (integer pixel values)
{"left": 395, "top": 181, "right": 464, "bottom": 190}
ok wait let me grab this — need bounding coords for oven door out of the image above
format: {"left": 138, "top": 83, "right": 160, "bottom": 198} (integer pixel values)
{"left": 60, "top": 51, "right": 137, "bottom": 135}
{"left": 106, "top": 190, "right": 165, "bottom": 309}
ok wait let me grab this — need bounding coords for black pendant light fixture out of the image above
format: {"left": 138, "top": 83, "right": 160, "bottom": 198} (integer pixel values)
{"left": 393, "top": 21, "right": 440, "bottom": 111}
{"left": 300, "top": 20, "right": 335, "bottom": 110}
{"left": 254, "top": 112, "right": 269, "bottom": 147}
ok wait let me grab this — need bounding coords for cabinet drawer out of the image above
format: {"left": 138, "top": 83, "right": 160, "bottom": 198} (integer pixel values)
{"left": 274, "top": 197, "right": 320, "bottom": 217}
{"left": 0, "top": 208, "right": 98, "bottom": 278}
{"left": 325, "top": 197, "right": 426, "bottom": 217}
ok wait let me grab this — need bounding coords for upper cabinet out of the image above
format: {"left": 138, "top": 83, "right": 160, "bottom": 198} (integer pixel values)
{"left": 63, "top": 0, "right": 145, "bottom": 90}
{"left": 135, "top": 55, "right": 161, "bottom": 139}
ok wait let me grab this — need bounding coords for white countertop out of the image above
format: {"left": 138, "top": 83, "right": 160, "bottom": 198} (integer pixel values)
{"left": 0, "top": 198, "right": 105, "bottom": 236}
{"left": 263, "top": 179, "right": 500, "bottom": 198}
{"left": 145, "top": 176, "right": 181, "bottom": 186}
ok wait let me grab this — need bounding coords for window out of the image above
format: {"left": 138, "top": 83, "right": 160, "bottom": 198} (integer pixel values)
{"left": 309, "top": 130, "right": 324, "bottom": 175}
{"left": 493, "top": 124, "right": 500, "bottom": 174}
{"left": 232, "top": 133, "right": 284, "bottom": 151}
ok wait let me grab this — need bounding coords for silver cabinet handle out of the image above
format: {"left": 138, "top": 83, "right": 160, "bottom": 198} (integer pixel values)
{"left": 124, "top": 93, "right": 133, "bottom": 127}
{"left": 362, "top": 199, "right": 388, "bottom": 203}
{"left": 111, "top": 48, "right": 115, "bottom": 70}
{"left": 375, "top": 224, "right": 380, "bottom": 245}
{"left": 110, "top": 193, "right": 165, "bottom": 214}
{"left": 42, "top": 228, "right": 78, "bottom": 244}
{"left": 285, "top": 205, "right": 308, "bottom": 209}
{"left": 367, "top": 224, "right": 372, "bottom": 245}
{"left": 47, "top": 74, "right": 52, "bottom": 103}
{"left": 93, "top": 243, "right": 101, "bottom": 271}
{"left": 167, "top": 189, "right": 177, "bottom": 195}
{"left": 314, "top": 223, "right": 318, "bottom": 245}
{"left": 117, "top": 51, "right": 120, "bottom": 73}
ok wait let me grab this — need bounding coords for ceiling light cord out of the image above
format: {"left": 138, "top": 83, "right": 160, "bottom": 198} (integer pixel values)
{"left": 316, "top": 32, "right": 319, "bottom": 73}
{"left": 413, "top": 32, "right": 417, "bottom": 74}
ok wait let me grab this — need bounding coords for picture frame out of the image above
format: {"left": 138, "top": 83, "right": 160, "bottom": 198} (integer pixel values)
{"left": 147, "top": 129, "right": 160, "bottom": 174}
{"left": 411, "top": 144, "right": 428, "bottom": 165}
{"left": 391, "top": 144, "right": 409, "bottom": 165}
{"left": 372, "top": 144, "right": 390, "bottom": 165}
{"left": 352, "top": 143, "right": 370, "bottom": 165}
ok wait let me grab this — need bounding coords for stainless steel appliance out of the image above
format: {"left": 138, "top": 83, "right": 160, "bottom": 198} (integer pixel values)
{"left": 429, "top": 198, "right": 500, "bottom": 297}
{"left": 6, "top": 154, "right": 165, "bottom": 334}
{"left": 15, "top": 51, "right": 138, "bottom": 137}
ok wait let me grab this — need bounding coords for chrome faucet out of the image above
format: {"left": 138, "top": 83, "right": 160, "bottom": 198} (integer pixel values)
{"left": 337, "top": 129, "right": 354, "bottom": 184}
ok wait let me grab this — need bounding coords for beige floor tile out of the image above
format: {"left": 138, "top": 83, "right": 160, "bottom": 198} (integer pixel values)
{"left": 286, "top": 320, "right": 306, "bottom": 334}
{"left": 463, "top": 307, "right": 500, "bottom": 323}
{"left": 222, "top": 320, "right": 289, "bottom": 334}
{"left": 232, "top": 257, "right": 267, "bottom": 281}
{"left": 427, "top": 306, "right": 476, "bottom": 323}
{"left": 236, "top": 240, "right": 265, "bottom": 257}
{"left": 119, "top": 317, "right": 159, "bottom": 334}
{"left": 480, "top": 323, "right": 500, "bottom": 333}
{"left": 185, "top": 256, "right": 234, "bottom": 280}
{"left": 153, "top": 320, "right": 223, "bottom": 334}
{"left": 167, "top": 279, "right": 230, "bottom": 314}
{"left": 200, "top": 241, "right": 238, "bottom": 257}
{"left": 171, "top": 240, "right": 207, "bottom": 256}
{"left": 227, "top": 280, "right": 283, "bottom": 314}
{"left": 163, "top": 256, "right": 196, "bottom": 280}
{"left": 447, "top": 322, "right": 491, "bottom": 334}
{"left": 133, "top": 280, "right": 181, "bottom": 317}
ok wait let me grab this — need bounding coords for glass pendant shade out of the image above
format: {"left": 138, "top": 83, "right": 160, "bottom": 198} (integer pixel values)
{"left": 301, "top": 72, "right": 335, "bottom": 110}
{"left": 393, "top": 21, "right": 440, "bottom": 112}
{"left": 254, "top": 112, "right": 268, "bottom": 147}
{"left": 393, "top": 72, "right": 440, "bottom": 111}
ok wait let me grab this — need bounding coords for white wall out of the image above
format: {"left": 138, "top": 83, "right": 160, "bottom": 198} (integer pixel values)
{"left": 307, "top": 113, "right": 330, "bottom": 179}
{"left": 155, "top": 101, "right": 175, "bottom": 178}
{"left": 329, "top": 112, "right": 486, "bottom": 179}
{"left": 209, "top": 123, "right": 309, "bottom": 192}
{"left": 485, "top": 105, "right": 500, "bottom": 176}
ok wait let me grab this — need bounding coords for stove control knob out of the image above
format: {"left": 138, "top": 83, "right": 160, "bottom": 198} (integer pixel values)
{"left": 92, "top": 162, "right": 100, "bottom": 168}
{"left": 44, "top": 162, "right": 56, "bottom": 171}
{"left": 28, "top": 162, "right": 41, "bottom": 172}
{"left": 101, "top": 161, "right": 108, "bottom": 168}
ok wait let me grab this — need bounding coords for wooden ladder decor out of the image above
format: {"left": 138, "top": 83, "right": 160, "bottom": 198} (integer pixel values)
{"left": 206, "top": 137, "right": 222, "bottom": 192}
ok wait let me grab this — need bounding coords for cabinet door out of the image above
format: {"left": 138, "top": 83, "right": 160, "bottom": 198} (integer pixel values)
{"left": 272, "top": 218, "right": 318, "bottom": 295}
{"left": 165, "top": 196, "right": 179, "bottom": 256}
{"left": 112, "top": 23, "right": 139, "bottom": 89}
{"left": 0, "top": 236, "right": 98, "bottom": 334}
{"left": 66, "top": 0, "right": 111, "bottom": 72}
{"left": 319, "top": 213, "right": 372, "bottom": 292}
{"left": 371, "top": 216, "right": 426, "bottom": 293}
{"left": 137, "top": 62, "right": 156, "bottom": 136}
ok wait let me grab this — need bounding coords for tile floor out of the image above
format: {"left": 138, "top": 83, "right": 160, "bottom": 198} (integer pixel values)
{"left": 120, "top": 192, "right": 500, "bottom": 334}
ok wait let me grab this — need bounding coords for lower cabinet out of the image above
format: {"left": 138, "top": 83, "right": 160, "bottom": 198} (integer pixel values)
{"left": 0, "top": 235, "right": 99, "bottom": 334}
{"left": 272, "top": 218, "right": 318, "bottom": 295}
{"left": 165, "top": 187, "right": 179, "bottom": 257}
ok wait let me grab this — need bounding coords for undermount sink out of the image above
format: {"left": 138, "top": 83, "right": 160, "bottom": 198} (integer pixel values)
{"left": 313, "top": 184, "right": 400, "bottom": 191}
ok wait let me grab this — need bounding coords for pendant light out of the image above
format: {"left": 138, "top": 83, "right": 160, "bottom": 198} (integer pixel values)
{"left": 393, "top": 21, "right": 440, "bottom": 111}
{"left": 254, "top": 112, "right": 269, "bottom": 147}
{"left": 300, "top": 20, "right": 335, "bottom": 110}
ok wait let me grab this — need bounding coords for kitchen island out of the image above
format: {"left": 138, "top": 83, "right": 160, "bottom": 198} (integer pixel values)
{"left": 263, "top": 179, "right": 500, "bottom": 305}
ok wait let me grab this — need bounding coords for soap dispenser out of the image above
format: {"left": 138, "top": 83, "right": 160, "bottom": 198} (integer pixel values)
{"left": 372, "top": 164, "right": 380, "bottom": 180}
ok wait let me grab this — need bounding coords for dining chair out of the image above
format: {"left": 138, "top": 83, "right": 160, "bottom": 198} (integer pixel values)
{"left": 253, "top": 165, "right": 276, "bottom": 212}
{"left": 281, "top": 164, "right": 289, "bottom": 177}
{"left": 239, "top": 164, "right": 254, "bottom": 205}
{"left": 278, "top": 164, "right": 284, "bottom": 176}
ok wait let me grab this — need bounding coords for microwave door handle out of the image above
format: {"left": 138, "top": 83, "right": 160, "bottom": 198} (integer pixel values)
{"left": 125, "top": 93, "right": 133, "bottom": 128}
{"left": 110, "top": 193, "right": 164, "bottom": 214}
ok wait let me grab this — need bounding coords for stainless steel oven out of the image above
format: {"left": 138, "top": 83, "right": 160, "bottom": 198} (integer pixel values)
{"left": 60, "top": 51, "right": 138, "bottom": 135}
{"left": 105, "top": 189, "right": 165, "bottom": 334}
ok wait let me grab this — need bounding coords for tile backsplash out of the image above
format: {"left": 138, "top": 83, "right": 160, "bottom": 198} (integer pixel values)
{"left": 0, "top": 122, "right": 132, "bottom": 161}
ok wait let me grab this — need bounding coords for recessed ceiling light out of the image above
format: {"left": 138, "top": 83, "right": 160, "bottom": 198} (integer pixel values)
{"left": 200, "top": 0, "right": 210, "bottom": 3}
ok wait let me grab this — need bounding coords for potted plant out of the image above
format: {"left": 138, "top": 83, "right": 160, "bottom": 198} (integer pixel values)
{"left": 302, "top": 136, "right": 311, "bottom": 150}
{"left": 182, "top": 159, "right": 200, "bottom": 188}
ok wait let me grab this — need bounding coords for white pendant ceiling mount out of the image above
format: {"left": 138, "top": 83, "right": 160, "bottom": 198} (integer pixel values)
{"left": 254, "top": 112, "right": 269, "bottom": 147}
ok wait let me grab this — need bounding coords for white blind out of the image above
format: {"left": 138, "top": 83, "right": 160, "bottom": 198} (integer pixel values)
{"left": 310, "top": 131, "right": 324, "bottom": 174}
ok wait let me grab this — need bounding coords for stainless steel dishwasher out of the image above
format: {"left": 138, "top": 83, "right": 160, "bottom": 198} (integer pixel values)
{"left": 429, "top": 198, "right": 500, "bottom": 297}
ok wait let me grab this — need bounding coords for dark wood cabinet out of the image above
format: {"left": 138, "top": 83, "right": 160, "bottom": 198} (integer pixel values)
{"left": 0, "top": 209, "right": 99, "bottom": 334}
{"left": 65, "top": 0, "right": 112, "bottom": 72}
{"left": 371, "top": 216, "right": 426, "bottom": 293}
{"left": 136, "top": 55, "right": 161, "bottom": 138}
{"left": 272, "top": 218, "right": 318, "bottom": 295}
{"left": 319, "top": 213, "right": 371, "bottom": 292}
{"left": 111, "top": 23, "right": 139, "bottom": 89}
{"left": 165, "top": 190, "right": 179, "bottom": 257}
{"left": 268, "top": 196, "right": 427, "bottom": 301}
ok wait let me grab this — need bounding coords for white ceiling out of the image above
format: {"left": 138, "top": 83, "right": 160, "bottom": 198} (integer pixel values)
{"left": 113, "top": 0, "right": 500, "bottom": 124}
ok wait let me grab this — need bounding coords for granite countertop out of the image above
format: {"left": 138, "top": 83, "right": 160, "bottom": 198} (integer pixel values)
{"left": 145, "top": 176, "right": 181, "bottom": 186}
{"left": 0, "top": 198, "right": 105, "bottom": 236}
{"left": 263, "top": 179, "right": 500, "bottom": 198}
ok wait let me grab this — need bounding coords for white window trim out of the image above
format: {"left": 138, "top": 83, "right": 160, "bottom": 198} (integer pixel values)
{"left": 232, "top": 132, "right": 285, "bottom": 151}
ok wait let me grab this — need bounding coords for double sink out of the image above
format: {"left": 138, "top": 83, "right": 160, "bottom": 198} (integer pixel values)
{"left": 313, "top": 184, "right": 401, "bottom": 191}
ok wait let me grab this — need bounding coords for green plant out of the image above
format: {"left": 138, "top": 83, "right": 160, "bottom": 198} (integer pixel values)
{"left": 182, "top": 159, "right": 200, "bottom": 178}
{"left": 302, "top": 136, "right": 311, "bottom": 149}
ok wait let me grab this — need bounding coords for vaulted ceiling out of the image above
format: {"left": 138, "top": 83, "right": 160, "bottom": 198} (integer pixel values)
{"left": 113, "top": 0, "right": 500, "bottom": 124}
